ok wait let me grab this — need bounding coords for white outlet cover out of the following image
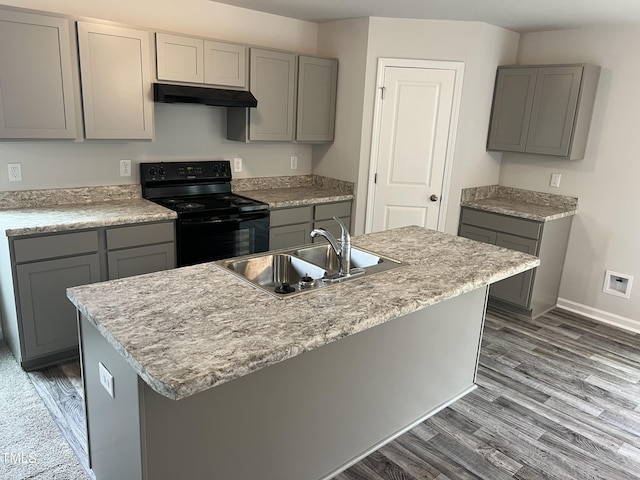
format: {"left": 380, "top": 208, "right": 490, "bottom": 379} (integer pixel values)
{"left": 99, "top": 362, "right": 114, "bottom": 398}
{"left": 8, "top": 163, "right": 22, "bottom": 182}
{"left": 233, "top": 157, "right": 242, "bottom": 173}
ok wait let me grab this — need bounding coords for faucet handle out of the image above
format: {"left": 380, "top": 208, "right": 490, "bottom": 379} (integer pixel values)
{"left": 332, "top": 216, "right": 349, "bottom": 242}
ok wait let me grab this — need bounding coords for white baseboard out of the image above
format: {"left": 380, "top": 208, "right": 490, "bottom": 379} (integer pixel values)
{"left": 557, "top": 298, "right": 640, "bottom": 334}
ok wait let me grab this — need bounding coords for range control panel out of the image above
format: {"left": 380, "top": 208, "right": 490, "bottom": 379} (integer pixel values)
{"left": 140, "top": 161, "right": 232, "bottom": 184}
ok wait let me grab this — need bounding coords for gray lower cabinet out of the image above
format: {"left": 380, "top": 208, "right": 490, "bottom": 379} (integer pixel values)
{"left": 313, "top": 201, "right": 351, "bottom": 242}
{"left": 458, "top": 207, "right": 572, "bottom": 318}
{"left": 487, "top": 64, "right": 600, "bottom": 160}
{"left": 106, "top": 223, "right": 175, "bottom": 280}
{"left": 17, "top": 254, "right": 101, "bottom": 361}
{"left": 0, "top": 221, "right": 175, "bottom": 369}
{"left": 269, "top": 206, "right": 313, "bottom": 250}
{"left": 269, "top": 201, "right": 352, "bottom": 250}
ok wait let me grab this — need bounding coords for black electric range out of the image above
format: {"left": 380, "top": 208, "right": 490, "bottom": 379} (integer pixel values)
{"left": 140, "top": 161, "right": 269, "bottom": 266}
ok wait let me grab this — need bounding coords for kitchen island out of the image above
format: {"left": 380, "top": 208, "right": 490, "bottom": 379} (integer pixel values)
{"left": 67, "top": 225, "right": 539, "bottom": 480}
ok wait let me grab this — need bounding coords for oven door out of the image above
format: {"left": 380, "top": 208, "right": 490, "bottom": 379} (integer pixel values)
{"left": 177, "top": 211, "right": 270, "bottom": 266}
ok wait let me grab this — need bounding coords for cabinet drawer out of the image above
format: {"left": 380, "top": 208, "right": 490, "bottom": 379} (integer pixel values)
{"left": 106, "top": 222, "right": 174, "bottom": 250}
{"left": 459, "top": 224, "right": 497, "bottom": 245}
{"left": 14, "top": 231, "right": 99, "bottom": 263}
{"left": 460, "top": 208, "right": 541, "bottom": 240}
{"left": 270, "top": 207, "right": 313, "bottom": 227}
{"left": 269, "top": 223, "right": 312, "bottom": 250}
{"left": 314, "top": 202, "right": 351, "bottom": 221}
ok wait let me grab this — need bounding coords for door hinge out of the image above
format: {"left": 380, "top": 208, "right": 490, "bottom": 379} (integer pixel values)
{"left": 380, "top": 86, "right": 386, "bottom": 100}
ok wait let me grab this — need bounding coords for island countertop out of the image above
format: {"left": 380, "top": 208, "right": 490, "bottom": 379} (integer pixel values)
{"left": 66, "top": 225, "right": 539, "bottom": 400}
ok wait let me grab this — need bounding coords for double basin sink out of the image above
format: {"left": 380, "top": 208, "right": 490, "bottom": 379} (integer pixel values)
{"left": 215, "top": 243, "right": 403, "bottom": 298}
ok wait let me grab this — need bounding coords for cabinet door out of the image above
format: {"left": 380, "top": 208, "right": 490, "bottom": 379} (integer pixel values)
{"left": 156, "top": 33, "right": 204, "bottom": 83}
{"left": 526, "top": 66, "right": 583, "bottom": 157}
{"left": 16, "top": 254, "right": 100, "bottom": 359}
{"left": 269, "top": 224, "right": 312, "bottom": 250}
{"left": 107, "top": 243, "right": 175, "bottom": 280}
{"left": 77, "top": 22, "right": 153, "bottom": 139}
{"left": 458, "top": 224, "right": 497, "bottom": 245}
{"left": 249, "top": 48, "right": 295, "bottom": 141}
{"left": 204, "top": 40, "right": 246, "bottom": 88}
{"left": 0, "top": 10, "right": 76, "bottom": 138}
{"left": 487, "top": 67, "right": 537, "bottom": 152}
{"left": 490, "top": 233, "right": 538, "bottom": 308}
{"left": 313, "top": 217, "right": 351, "bottom": 243}
{"left": 296, "top": 56, "right": 337, "bottom": 142}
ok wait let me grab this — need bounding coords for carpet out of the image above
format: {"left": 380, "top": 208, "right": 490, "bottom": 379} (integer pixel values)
{"left": 0, "top": 341, "right": 88, "bottom": 480}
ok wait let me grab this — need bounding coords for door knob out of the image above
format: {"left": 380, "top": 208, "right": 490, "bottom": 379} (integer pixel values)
{"left": 430, "top": 194, "right": 439, "bottom": 202}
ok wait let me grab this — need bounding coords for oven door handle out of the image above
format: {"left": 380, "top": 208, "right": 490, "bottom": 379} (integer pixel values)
{"left": 181, "top": 213, "right": 268, "bottom": 225}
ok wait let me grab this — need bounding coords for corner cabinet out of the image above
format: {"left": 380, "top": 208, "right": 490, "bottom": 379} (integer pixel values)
{"left": 155, "top": 33, "right": 246, "bottom": 88}
{"left": 296, "top": 56, "right": 338, "bottom": 143}
{"left": 0, "top": 9, "right": 77, "bottom": 139}
{"left": 227, "top": 50, "right": 338, "bottom": 143}
{"left": 487, "top": 64, "right": 600, "bottom": 160}
{"left": 458, "top": 207, "right": 572, "bottom": 318}
{"left": 77, "top": 21, "right": 154, "bottom": 139}
{"left": 0, "top": 221, "right": 175, "bottom": 370}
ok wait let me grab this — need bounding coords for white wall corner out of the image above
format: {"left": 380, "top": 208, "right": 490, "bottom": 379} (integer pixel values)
{"left": 557, "top": 298, "right": 640, "bottom": 334}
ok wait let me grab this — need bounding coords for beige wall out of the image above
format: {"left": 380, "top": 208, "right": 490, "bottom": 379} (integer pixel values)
{"left": 0, "top": 0, "right": 318, "bottom": 191}
{"left": 317, "top": 17, "right": 519, "bottom": 235}
{"left": 500, "top": 25, "right": 640, "bottom": 327}
{"left": 314, "top": 19, "right": 370, "bottom": 182}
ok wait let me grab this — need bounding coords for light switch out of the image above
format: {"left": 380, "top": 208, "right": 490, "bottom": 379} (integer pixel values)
{"left": 550, "top": 173, "right": 561, "bottom": 188}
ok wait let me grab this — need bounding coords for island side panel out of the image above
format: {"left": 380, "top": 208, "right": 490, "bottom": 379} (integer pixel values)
{"left": 79, "top": 314, "right": 144, "bottom": 480}
{"left": 141, "top": 287, "right": 488, "bottom": 480}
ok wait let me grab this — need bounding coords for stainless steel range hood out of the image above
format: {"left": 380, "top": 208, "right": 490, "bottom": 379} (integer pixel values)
{"left": 153, "top": 83, "right": 258, "bottom": 108}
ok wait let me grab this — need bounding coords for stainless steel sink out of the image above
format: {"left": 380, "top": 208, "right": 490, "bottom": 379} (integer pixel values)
{"left": 292, "top": 244, "right": 383, "bottom": 271}
{"left": 216, "top": 245, "right": 404, "bottom": 298}
{"left": 224, "top": 254, "right": 327, "bottom": 294}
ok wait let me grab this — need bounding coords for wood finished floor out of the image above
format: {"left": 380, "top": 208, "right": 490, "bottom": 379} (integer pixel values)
{"left": 29, "top": 307, "right": 640, "bottom": 479}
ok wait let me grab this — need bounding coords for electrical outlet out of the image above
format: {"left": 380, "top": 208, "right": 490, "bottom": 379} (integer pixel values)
{"left": 98, "top": 362, "right": 114, "bottom": 398}
{"left": 549, "top": 173, "right": 561, "bottom": 188}
{"left": 8, "top": 163, "right": 22, "bottom": 182}
{"left": 290, "top": 155, "right": 298, "bottom": 170}
{"left": 233, "top": 157, "right": 242, "bottom": 173}
{"left": 119, "top": 159, "right": 132, "bottom": 177}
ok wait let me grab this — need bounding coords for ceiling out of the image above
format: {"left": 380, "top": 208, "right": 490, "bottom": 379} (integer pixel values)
{"left": 212, "top": 0, "right": 640, "bottom": 33}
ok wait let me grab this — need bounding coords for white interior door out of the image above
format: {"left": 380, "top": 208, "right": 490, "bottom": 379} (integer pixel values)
{"left": 367, "top": 60, "right": 463, "bottom": 233}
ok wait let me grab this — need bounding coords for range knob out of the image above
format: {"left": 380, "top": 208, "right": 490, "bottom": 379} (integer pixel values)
{"left": 148, "top": 167, "right": 156, "bottom": 176}
{"left": 158, "top": 166, "right": 166, "bottom": 176}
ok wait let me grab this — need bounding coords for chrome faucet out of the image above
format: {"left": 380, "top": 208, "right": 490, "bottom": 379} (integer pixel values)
{"left": 310, "top": 216, "right": 351, "bottom": 276}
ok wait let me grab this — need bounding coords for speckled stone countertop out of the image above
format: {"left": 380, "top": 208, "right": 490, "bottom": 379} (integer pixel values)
{"left": 461, "top": 185, "right": 578, "bottom": 221}
{"left": 234, "top": 174, "right": 354, "bottom": 208}
{"left": 67, "top": 225, "right": 539, "bottom": 401}
{"left": 0, "top": 185, "right": 176, "bottom": 237}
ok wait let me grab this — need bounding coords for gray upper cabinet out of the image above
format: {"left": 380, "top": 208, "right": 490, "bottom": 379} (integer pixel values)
{"left": 227, "top": 48, "right": 296, "bottom": 142}
{"left": 0, "top": 9, "right": 77, "bottom": 139}
{"left": 296, "top": 56, "right": 338, "bottom": 143}
{"left": 156, "top": 33, "right": 204, "bottom": 83}
{"left": 227, "top": 49, "right": 338, "bottom": 143}
{"left": 155, "top": 33, "right": 246, "bottom": 88}
{"left": 77, "top": 21, "right": 154, "bottom": 139}
{"left": 203, "top": 40, "right": 246, "bottom": 87}
{"left": 487, "top": 64, "right": 600, "bottom": 160}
